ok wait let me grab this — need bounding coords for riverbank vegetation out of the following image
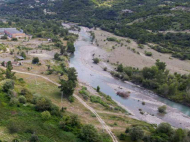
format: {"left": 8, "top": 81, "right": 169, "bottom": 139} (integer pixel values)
{"left": 119, "top": 122, "right": 190, "bottom": 142}
{"left": 78, "top": 86, "right": 127, "bottom": 113}
{"left": 111, "top": 60, "right": 190, "bottom": 106}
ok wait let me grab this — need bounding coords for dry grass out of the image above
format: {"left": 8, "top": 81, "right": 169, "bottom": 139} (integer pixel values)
{"left": 0, "top": 127, "right": 17, "bottom": 142}
{"left": 15, "top": 73, "right": 100, "bottom": 127}
{"left": 93, "top": 28, "right": 190, "bottom": 74}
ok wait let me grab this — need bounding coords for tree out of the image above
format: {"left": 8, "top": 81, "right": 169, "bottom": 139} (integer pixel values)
{"left": 173, "top": 128, "right": 185, "bottom": 142}
{"left": 97, "top": 86, "right": 100, "bottom": 92}
{"left": 54, "top": 53, "right": 60, "bottom": 60}
{"left": 156, "top": 59, "right": 166, "bottom": 70}
{"left": 80, "top": 125, "right": 100, "bottom": 142}
{"left": 129, "top": 126, "right": 144, "bottom": 141}
{"left": 67, "top": 68, "right": 78, "bottom": 82}
{"left": 156, "top": 123, "right": 173, "bottom": 135}
{"left": 67, "top": 42, "right": 75, "bottom": 53}
{"left": 21, "top": 52, "right": 26, "bottom": 59}
{"left": 32, "top": 57, "right": 39, "bottom": 64}
{"left": 7, "top": 61, "right": 13, "bottom": 70}
{"left": 1, "top": 61, "right": 5, "bottom": 66}
{"left": 60, "top": 115, "right": 81, "bottom": 133}
{"left": 3, "top": 80, "right": 14, "bottom": 92}
{"left": 60, "top": 45, "right": 66, "bottom": 55}
{"left": 59, "top": 80, "right": 75, "bottom": 97}
{"left": 142, "top": 66, "right": 158, "bottom": 79}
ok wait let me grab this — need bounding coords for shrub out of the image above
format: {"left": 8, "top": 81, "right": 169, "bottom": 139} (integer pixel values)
{"left": 30, "top": 134, "right": 39, "bottom": 142}
{"left": 156, "top": 123, "right": 173, "bottom": 135}
{"left": 145, "top": 51, "right": 152, "bottom": 56}
{"left": 68, "top": 95, "right": 75, "bottom": 103}
{"left": 18, "top": 96, "right": 26, "bottom": 104}
{"left": 158, "top": 105, "right": 167, "bottom": 113}
{"left": 103, "top": 67, "right": 107, "bottom": 71}
{"left": 80, "top": 125, "right": 100, "bottom": 142}
{"left": 142, "top": 102, "right": 145, "bottom": 105}
{"left": 41, "top": 111, "right": 51, "bottom": 120}
{"left": 119, "top": 133, "right": 127, "bottom": 140}
{"left": 35, "top": 97, "right": 52, "bottom": 112}
{"left": 107, "top": 37, "right": 119, "bottom": 42}
{"left": 117, "top": 64, "right": 123, "bottom": 72}
{"left": 1, "top": 35, "right": 7, "bottom": 39}
{"left": 12, "top": 38, "right": 18, "bottom": 41}
{"left": 20, "top": 52, "right": 26, "bottom": 59}
{"left": 9, "top": 98, "right": 19, "bottom": 106}
{"left": 93, "top": 58, "right": 99, "bottom": 64}
{"left": 129, "top": 126, "right": 144, "bottom": 141}
{"left": 138, "top": 44, "right": 144, "bottom": 49}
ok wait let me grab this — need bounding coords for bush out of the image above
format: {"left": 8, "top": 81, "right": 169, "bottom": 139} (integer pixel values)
{"left": 129, "top": 126, "right": 144, "bottom": 141}
{"left": 68, "top": 95, "right": 75, "bottom": 103}
{"left": 3, "top": 80, "right": 14, "bottom": 92}
{"left": 93, "top": 58, "right": 99, "bottom": 64}
{"left": 80, "top": 125, "right": 100, "bottom": 142}
{"left": 8, "top": 122, "right": 19, "bottom": 134}
{"left": 41, "top": 111, "right": 51, "bottom": 120}
{"left": 35, "top": 97, "right": 52, "bottom": 112}
{"left": 158, "top": 105, "right": 167, "bottom": 113}
{"left": 145, "top": 51, "right": 152, "bottom": 56}
{"left": 18, "top": 96, "right": 26, "bottom": 104}
{"left": 9, "top": 98, "right": 19, "bottom": 106}
{"left": 107, "top": 37, "right": 119, "bottom": 42}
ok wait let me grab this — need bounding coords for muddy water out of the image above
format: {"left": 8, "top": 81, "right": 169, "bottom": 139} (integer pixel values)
{"left": 69, "top": 27, "right": 190, "bottom": 129}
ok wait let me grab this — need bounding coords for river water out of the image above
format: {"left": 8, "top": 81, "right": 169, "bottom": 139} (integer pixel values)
{"left": 69, "top": 27, "right": 190, "bottom": 129}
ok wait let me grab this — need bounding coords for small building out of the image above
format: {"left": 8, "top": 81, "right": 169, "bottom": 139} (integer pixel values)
{"left": 3, "top": 61, "right": 22, "bottom": 67}
{"left": 16, "top": 55, "right": 24, "bottom": 60}
{"left": 4, "top": 28, "right": 26, "bottom": 38}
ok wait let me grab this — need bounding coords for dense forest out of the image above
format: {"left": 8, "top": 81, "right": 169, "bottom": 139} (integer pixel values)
{"left": 1, "top": 0, "right": 190, "bottom": 59}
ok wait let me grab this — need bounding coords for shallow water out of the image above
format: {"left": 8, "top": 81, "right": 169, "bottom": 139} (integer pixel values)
{"left": 70, "top": 27, "right": 190, "bottom": 128}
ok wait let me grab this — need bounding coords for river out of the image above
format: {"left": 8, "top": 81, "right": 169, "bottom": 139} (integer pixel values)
{"left": 69, "top": 26, "right": 190, "bottom": 129}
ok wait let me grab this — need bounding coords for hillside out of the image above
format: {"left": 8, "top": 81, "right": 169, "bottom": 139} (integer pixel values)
{"left": 1, "top": 0, "right": 190, "bottom": 60}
